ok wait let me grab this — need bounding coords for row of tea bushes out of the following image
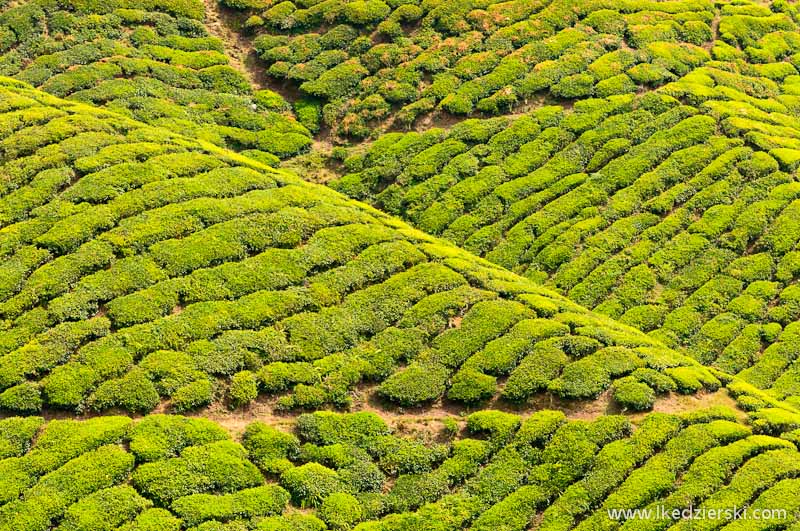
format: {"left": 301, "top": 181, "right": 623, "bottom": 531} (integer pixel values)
{"left": 327, "top": 63, "right": 800, "bottom": 410}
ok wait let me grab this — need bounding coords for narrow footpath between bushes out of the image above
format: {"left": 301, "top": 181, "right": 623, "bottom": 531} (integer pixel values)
{"left": 202, "top": 0, "right": 306, "bottom": 102}
{"left": 202, "top": 0, "right": 267, "bottom": 90}
{"left": 182, "top": 387, "right": 744, "bottom": 440}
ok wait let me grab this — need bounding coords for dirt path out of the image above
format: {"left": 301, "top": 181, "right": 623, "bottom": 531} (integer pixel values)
{"left": 183, "top": 386, "right": 743, "bottom": 440}
{"left": 0, "top": 384, "right": 749, "bottom": 444}
{"left": 176, "top": 385, "right": 623, "bottom": 440}
{"left": 705, "top": 9, "right": 721, "bottom": 51}
{"left": 202, "top": 0, "right": 305, "bottom": 103}
{"left": 202, "top": 0, "right": 268, "bottom": 90}
{"left": 186, "top": 395, "right": 584, "bottom": 441}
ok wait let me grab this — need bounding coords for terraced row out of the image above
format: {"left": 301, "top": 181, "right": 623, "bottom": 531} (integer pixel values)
{"left": 219, "top": 0, "right": 729, "bottom": 138}
{"left": 0, "top": 407, "right": 799, "bottom": 531}
{"left": 0, "top": 0, "right": 312, "bottom": 160}
{"left": 0, "top": 78, "right": 722, "bottom": 414}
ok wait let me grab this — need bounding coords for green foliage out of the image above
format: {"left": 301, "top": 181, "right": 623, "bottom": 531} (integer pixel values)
{"left": 242, "top": 422, "right": 300, "bottom": 474}
{"left": 0, "top": 416, "right": 44, "bottom": 459}
{"left": 2, "top": 80, "right": 684, "bottom": 412}
{"left": 223, "top": 0, "right": 718, "bottom": 137}
{"left": 373, "top": 435, "right": 448, "bottom": 475}
{"left": 117, "top": 509, "right": 181, "bottom": 531}
{"left": 132, "top": 441, "right": 263, "bottom": 505}
{"left": 342, "top": 1, "right": 390, "bottom": 25}
{"left": 88, "top": 370, "right": 160, "bottom": 414}
{"left": 378, "top": 363, "right": 448, "bottom": 406}
{"left": 1, "top": 444, "right": 135, "bottom": 531}
{"left": 612, "top": 377, "right": 656, "bottom": 410}
{"left": 318, "top": 492, "right": 363, "bottom": 530}
{"left": 129, "top": 415, "right": 228, "bottom": 462}
{"left": 552, "top": 73, "right": 595, "bottom": 99}
{"left": 0, "top": 382, "right": 42, "bottom": 412}
{"left": 281, "top": 463, "right": 345, "bottom": 507}
{"left": 0, "top": 0, "right": 310, "bottom": 159}
{"left": 228, "top": 370, "right": 258, "bottom": 408}
{"left": 296, "top": 412, "right": 389, "bottom": 448}
{"left": 294, "top": 99, "right": 322, "bottom": 133}
{"left": 447, "top": 368, "right": 496, "bottom": 403}
{"left": 7, "top": 12, "right": 800, "bottom": 531}
{"left": 301, "top": 62, "right": 368, "bottom": 100}
{"left": 171, "top": 379, "right": 214, "bottom": 413}
{"left": 0, "top": 410, "right": 799, "bottom": 530}
{"left": 220, "top": 0, "right": 267, "bottom": 10}
{"left": 58, "top": 485, "right": 151, "bottom": 531}
{"left": 171, "top": 485, "right": 290, "bottom": 526}
{"left": 259, "top": 363, "right": 320, "bottom": 393}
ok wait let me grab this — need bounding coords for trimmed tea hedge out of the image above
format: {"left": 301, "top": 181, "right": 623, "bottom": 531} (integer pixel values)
{"left": 219, "top": 0, "right": 717, "bottom": 138}
{"left": 2, "top": 2, "right": 800, "bottom": 530}
{"left": 324, "top": 2, "right": 800, "bottom": 410}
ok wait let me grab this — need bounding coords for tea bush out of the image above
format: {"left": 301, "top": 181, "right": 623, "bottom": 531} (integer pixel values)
{"left": 321, "top": 10, "right": 800, "bottom": 409}
{"left": 170, "top": 485, "right": 290, "bottom": 526}
{"left": 2, "top": 6, "right": 800, "bottom": 530}
{"left": 219, "top": 0, "right": 721, "bottom": 138}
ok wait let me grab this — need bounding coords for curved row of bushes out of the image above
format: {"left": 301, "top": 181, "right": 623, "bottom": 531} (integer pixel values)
{"left": 326, "top": 16, "right": 800, "bottom": 411}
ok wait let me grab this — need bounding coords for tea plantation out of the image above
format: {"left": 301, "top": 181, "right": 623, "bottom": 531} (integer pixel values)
{"left": 1, "top": 408, "right": 800, "bottom": 531}
{"left": 1, "top": 79, "right": 728, "bottom": 414}
{"left": 2, "top": 0, "right": 800, "bottom": 528}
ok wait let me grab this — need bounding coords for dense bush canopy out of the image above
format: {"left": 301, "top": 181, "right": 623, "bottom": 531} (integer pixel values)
{"left": 324, "top": 1, "right": 800, "bottom": 413}
{"left": 2, "top": 0, "right": 800, "bottom": 528}
{"left": 222, "top": 0, "right": 722, "bottom": 138}
{"left": 0, "top": 79, "right": 712, "bottom": 414}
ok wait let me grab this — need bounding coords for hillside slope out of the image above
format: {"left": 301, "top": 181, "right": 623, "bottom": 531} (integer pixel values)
{"left": 1, "top": 0, "right": 800, "bottom": 528}
{"left": 220, "top": 0, "right": 723, "bottom": 139}
{"left": 0, "top": 78, "right": 729, "bottom": 415}
{"left": 283, "top": 3, "right": 800, "bottom": 412}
